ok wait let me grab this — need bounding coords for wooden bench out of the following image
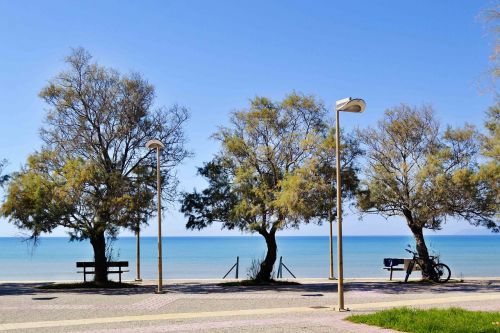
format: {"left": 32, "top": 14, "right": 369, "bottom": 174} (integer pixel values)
{"left": 383, "top": 258, "right": 406, "bottom": 280}
{"left": 76, "top": 261, "right": 129, "bottom": 283}
{"left": 383, "top": 258, "right": 422, "bottom": 281}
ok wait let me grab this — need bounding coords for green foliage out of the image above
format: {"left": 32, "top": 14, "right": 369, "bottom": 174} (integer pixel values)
{"left": 358, "top": 104, "right": 498, "bottom": 232}
{"left": 481, "top": 5, "right": 500, "bottom": 80}
{"left": 182, "top": 93, "right": 360, "bottom": 233}
{"left": 482, "top": 105, "right": 500, "bottom": 160}
{"left": 0, "top": 159, "right": 8, "bottom": 186}
{"left": 2, "top": 151, "right": 156, "bottom": 240}
{"left": 182, "top": 158, "right": 241, "bottom": 231}
{"left": 347, "top": 307, "right": 500, "bottom": 333}
{"left": 278, "top": 128, "right": 362, "bottom": 223}
{"left": 479, "top": 105, "right": 500, "bottom": 225}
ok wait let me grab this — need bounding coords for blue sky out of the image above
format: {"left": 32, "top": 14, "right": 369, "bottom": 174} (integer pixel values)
{"left": 0, "top": 1, "right": 497, "bottom": 237}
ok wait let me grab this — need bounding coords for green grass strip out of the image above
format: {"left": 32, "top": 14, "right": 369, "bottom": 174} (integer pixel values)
{"left": 346, "top": 307, "right": 500, "bottom": 333}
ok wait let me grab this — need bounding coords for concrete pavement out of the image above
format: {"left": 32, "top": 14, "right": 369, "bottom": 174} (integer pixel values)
{"left": 0, "top": 278, "right": 498, "bottom": 332}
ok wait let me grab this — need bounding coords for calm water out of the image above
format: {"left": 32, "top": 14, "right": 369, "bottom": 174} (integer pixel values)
{"left": 0, "top": 236, "right": 498, "bottom": 281}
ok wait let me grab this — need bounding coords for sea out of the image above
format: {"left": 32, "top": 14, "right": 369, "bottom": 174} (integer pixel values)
{"left": 0, "top": 236, "right": 498, "bottom": 281}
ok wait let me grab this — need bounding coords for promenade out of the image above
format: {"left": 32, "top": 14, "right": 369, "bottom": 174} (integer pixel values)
{"left": 0, "top": 278, "right": 498, "bottom": 332}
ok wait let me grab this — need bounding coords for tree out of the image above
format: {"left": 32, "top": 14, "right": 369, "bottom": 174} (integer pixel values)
{"left": 1, "top": 48, "right": 189, "bottom": 285}
{"left": 479, "top": 6, "right": 500, "bottom": 223}
{"left": 180, "top": 93, "right": 361, "bottom": 282}
{"left": 0, "top": 159, "right": 8, "bottom": 186}
{"left": 479, "top": 104, "right": 500, "bottom": 221}
{"left": 481, "top": 4, "right": 500, "bottom": 81}
{"left": 278, "top": 127, "right": 362, "bottom": 226}
{"left": 357, "top": 105, "right": 498, "bottom": 279}
{"left": 277, "top": 126, "right": 362, "bottom": 278}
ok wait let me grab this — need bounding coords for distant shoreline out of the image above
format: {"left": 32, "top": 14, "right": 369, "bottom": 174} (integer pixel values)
{"left": 0, "top": 234, "right": 498, "bottom": 239}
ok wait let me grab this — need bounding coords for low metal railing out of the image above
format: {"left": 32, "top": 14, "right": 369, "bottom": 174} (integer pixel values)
{"left": 276, "top": 256, "right": 296, "bottom": 278}
{"left": 222, "top": 256, "right": 239, "bottom": 279}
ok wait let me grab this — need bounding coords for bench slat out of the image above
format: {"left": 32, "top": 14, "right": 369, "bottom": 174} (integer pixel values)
{"left": 76, "top": 262, "right": 95, "bottom": 268}
{"left": 108, "top": 261, "right": 129, "bottom": 267}
{"left": 383, "top": 258, "right": 405, "bottom": 267}
{"left": 77, "top": 270, "right": 129, "bottom": 273}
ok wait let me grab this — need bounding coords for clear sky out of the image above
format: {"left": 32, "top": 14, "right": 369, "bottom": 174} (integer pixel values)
{"left": 0, "top": 1, "right": 497, "bottom": 238}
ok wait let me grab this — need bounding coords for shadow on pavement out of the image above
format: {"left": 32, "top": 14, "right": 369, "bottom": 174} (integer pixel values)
{"left": 1, "top": 279, "right": 498, "bottom": 297}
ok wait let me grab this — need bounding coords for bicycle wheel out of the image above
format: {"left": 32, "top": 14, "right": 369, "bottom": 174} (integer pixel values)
{"left": 433, "top": 263, "right": 451, "bottom": 283}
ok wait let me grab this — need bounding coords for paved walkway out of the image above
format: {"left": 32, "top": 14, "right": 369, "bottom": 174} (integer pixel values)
{"left": 0, "top": 278, "right": 498, "bottom": 332}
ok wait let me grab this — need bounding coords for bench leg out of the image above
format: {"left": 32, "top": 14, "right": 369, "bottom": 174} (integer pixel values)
{"left": 119, "top": 267, "right": 122, "bottom": 283}
{"left": 405, "top": 262, "right": 414, "bottom": 283}
{"left": 83, "top": 267, "right": 86, "bottom": 283}
{"left": 390, "top": 267, "right": 393, "bottom": 281}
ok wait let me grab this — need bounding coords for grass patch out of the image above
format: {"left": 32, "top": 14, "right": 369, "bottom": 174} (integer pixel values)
{"left": 37, "top": 281, "right": 139, "bottom": 290}
{"left": 347, "top": 307, "right": 500, "bottom": 333}
{"left": 218, "top": 279, "right": 300, "bottom": 287}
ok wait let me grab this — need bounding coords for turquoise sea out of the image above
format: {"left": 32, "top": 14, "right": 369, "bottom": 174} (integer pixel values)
{"left": 0, "top": 236, "right": 498, "bottom": 281}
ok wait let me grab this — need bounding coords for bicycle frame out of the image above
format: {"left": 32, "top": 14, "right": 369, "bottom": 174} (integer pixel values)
{"left": 404, "top": 249, "right": 446, "bottom": 282}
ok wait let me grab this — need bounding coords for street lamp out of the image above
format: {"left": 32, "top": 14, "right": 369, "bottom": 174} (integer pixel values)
{"left": 135, "top": 222, "right": 142, "bottom": 282}
{"left": 146, "top": 139, "right": 165, "bottom": 294}
{"left": 334, "top": 97, "right": 365, "bottom": 311}
{"left": 329, "top": 211, "right": 335, "bottom": 280}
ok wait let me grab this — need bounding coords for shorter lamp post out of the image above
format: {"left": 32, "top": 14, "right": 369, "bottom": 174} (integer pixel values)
{"left": 334, "top": 97, "right": 366, "bottom": 311}
{"left": 146, "top": 139, "right": 165, "bottom": 294}
{"left": 329, "top": 211, "right": 335, "bottom": 280}
{"left": 135, "top": 223, "right": 142, "bottom": 282}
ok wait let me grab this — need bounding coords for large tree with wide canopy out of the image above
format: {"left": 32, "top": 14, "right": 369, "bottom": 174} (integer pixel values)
{"left": 2, "top": 49, "right": 190, "bottom": 284}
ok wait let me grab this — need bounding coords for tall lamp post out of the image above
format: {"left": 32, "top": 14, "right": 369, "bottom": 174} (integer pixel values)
{"left": 334, "top": 97, "right": 366, "bottom": 311}
{"left": 146, "top": 139, "right": 165, "bottom": 294}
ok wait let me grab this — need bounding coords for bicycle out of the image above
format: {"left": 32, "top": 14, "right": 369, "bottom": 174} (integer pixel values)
{"left": 404, "top": 248, "right": 451, "bottom": 283}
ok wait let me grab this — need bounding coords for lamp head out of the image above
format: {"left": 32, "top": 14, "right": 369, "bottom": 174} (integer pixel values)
{"left": 146, "top": 139, "right": 165, "bottom": 150}
{"left": 335, "top": 97, "right": 366, "bottom": 113}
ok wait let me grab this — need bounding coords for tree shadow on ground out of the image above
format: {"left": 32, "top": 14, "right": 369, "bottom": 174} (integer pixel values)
{"left": 343, "top": 280, "right": 500, "bottom": 294}
{"left": 1, "top": 279, "right": 498, "bottom": 297}
{"left": 0, "top": 282, "right": 153, "bottom": 296}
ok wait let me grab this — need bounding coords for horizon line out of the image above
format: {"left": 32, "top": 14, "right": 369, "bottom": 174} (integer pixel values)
{"left": 0, "top": 234, "right": 497, "bottom": 238}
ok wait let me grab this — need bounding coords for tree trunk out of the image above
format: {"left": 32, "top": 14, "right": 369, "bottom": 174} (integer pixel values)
{"left": 90, "top": 232, "right": 108, "bottom": 285}
{"left": 409, "top": 225, "right": 437, "bottom": 281}
{"left": 255, "top": 231, "right": 278, "bottom": 283}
